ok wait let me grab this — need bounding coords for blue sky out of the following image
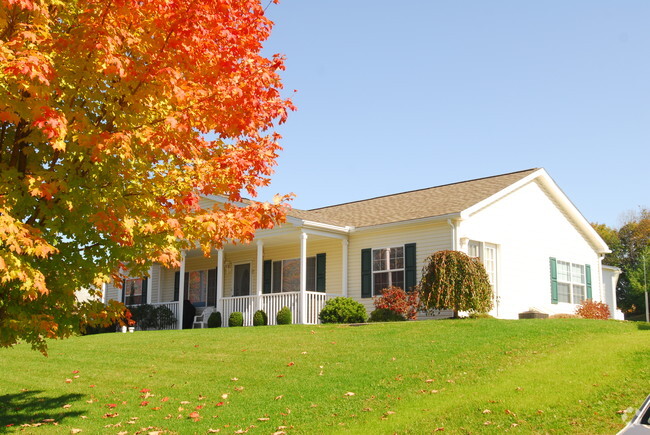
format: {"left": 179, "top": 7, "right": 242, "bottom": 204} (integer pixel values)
{"left": 257, "top": 1, "right": 649, "bottom": 228}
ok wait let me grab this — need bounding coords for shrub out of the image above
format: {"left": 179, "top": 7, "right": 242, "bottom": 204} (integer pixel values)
{"left": 253, "top": 310, "right": 268, "bottom": 326}
{"left": 319, "top": 297, "right": 367, "bottom": 324}
{"left": 468, "top": 312, "right": 495, "bottom": 319}
{"left": 575, "top": 300, "right": 611, "bottom": 320}
{"left": 207, "top": 311, "right": 222, "bottom": 328}
{"left": 128, "top": 304, "right": 176, "bottom": 330}
{"left": 228, "top": 311, "right": 244, "bottom": 327}
{"left": 418, "top": 250, "right": 493, "bottom": 318}
{"left": 369, "top": 308, "right": 406, "bottom": 322}
{"left": 276, "top": 306, "right": 292, "bottom": 325}
{"left": 373, "top": 286, "right": 419, "bottom": 320}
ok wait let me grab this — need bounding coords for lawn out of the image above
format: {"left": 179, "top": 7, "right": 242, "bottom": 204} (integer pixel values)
{"left": 1, "top": 319, "right": 649, "bottom": 434}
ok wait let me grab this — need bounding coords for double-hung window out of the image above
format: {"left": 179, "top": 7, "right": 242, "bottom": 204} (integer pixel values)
{"left": 372, "top": 246, "right": 405, "bottom": 296}
{"left": 468, "top": 241, "right": 498, "bottom": 288}
{"left": 556, "top": 261, "right": 585, "bottom": 304}
{"left": 271, "top": 257, "right": 317, "bottom": 293}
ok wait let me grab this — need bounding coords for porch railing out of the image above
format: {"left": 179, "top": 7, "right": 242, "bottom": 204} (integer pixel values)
{"left": 221, "top": 292, "right": 337, "bottom": 326}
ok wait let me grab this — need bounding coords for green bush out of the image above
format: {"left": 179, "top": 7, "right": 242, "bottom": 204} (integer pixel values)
{"left": 253, "top": 310, "right": 268, "bottom": 326}
{"left": 319, "top": 297, "right": 367, "bottom": 324}
{"left": 207, "top": 311, "right": 222, "bottom": 328}
{"left": 276, "top": 306, "right": 292, "bottom": 325}
{"left": 128, "top": 304, "right": 176, "bottom": 330}
{"left": 228, "top": 311, "right": 244, "bottom": 327}
{"left": 369, "top": 308, "right": 406, "bottom": 322}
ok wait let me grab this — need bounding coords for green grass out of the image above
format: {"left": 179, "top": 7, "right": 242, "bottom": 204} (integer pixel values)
{"left": 1, "top": 319, "right": 649, "bottom": 434}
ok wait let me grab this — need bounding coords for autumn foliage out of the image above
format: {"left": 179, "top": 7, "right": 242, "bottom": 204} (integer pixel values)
{"left": 575, "top": 299, "right": 611, "bottom": 320}
{"left": 373, "top": 286, "right": 419, "bottom": 320}
{"left": 0, "top": 0, "right": 294, "bottom": 352}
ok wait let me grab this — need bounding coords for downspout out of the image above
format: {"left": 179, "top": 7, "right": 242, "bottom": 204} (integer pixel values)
{"left": 447, "top": 219, "right": 457, "bottom": 250}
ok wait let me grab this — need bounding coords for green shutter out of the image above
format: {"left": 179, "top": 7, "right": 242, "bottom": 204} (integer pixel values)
{"left": 122, "top": 279, "right": 126, "bottom": 303}
{"left": 405, "top": 243, "right": 417, "bottom": 292}
{"left": 585, "top": 264, "right": 592, "bottom": 300}
{"left": 173, "top": 272, "right": 179, "bottom": 301}
{"left": 263, "top": 260, "right": 272, "bottom": 294}
{"left": 316, "top": 253, "right": 326, "bottom": 292}
{"left": 207, "top": 268, "right": 217, "bottom": 306}
{"left": 361, "top": 248, "right": 372, "bottom": 298}
{"left": 141, "top": 277, "right": 148, "bottom": 304}
{"left": 550, "top": 257, "right": 558, "bottom": 304}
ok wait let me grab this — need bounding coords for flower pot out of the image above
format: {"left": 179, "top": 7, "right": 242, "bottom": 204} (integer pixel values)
{"left": 121, "top": 325, "right": 127, "bottom": 333}
{"left": 128, "top": 327, "right": 135, "bottom": 333}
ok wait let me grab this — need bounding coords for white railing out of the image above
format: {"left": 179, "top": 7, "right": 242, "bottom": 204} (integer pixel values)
{"left": 221, "top": 292, "right": 337, "bottom": 326}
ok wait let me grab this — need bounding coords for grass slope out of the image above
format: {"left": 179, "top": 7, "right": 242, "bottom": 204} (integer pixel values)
{"left": 0, "top": 319, "right": 648, "bottom": 434}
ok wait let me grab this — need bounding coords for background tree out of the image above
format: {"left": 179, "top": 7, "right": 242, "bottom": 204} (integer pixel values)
{"left": 0, "top": 0, "right": 294, "bottom": 353}
{"left": 417, "top": 250, "right": 493, "bottom": 318}
{"left": 592, "top": 207, "right": 649, "bottom": 318}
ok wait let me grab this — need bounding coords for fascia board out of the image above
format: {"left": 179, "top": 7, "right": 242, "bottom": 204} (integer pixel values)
{"left": 351, "top": 213, "right": 462, "bottom": 233}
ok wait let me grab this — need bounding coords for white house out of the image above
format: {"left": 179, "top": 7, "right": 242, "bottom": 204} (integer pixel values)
{"left": 104, "top": 168, "right": 622, "bottom": 327}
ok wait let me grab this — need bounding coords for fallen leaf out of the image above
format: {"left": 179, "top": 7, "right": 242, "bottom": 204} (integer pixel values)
{"left": 482, "top": 409, "right": 492, "bottom": 414}
{"left": 102, "top": 413, "right": 118, "bottom": 418}
{"left": 89, "top": 385, "right": 95, "bottom": 388}
{"left": 62, "top": 404, "right": 72, "bottom": 409}
{"left": 180, "top": 401, "right": 190, "bottom": 405}
{"left": 215, "top": 402, "right": 224, "bottom": 407}
{"left": 277, "top": 375, "right": 284, "bottom": 378}
{"left": 140, "top": 401, "right": 149, "bottom": 406}
{"left": 425, "top": 379, "right": 435, "bottom": 383}
{"left": 287, "top": 362, "right": 294, "bottom": 367}
{"left": 231, "top": 377, "right": 239, "bottom": 381}
{"left": 484, "top": 421, "right": 492, "bottom": 425}
{"left": 221, "top": 394, "right": 228, "bottom": 399}
{"left": 70, "top": 429, "right": 82, "bottom": 434}
{"left": 275, "top": 395, "right": 283, "bottom": 400}
{"left": 344, "top": 392, "right": 355, "bottom": 397}
{"left": 72, "top": 370, "right": 79, "bottom": 374}
{"left": 208, "top": 430, "right": 221, "bottom": 433}
{"left": 258, "top": 417, "right": 270, "bottom": 421}
{"left": 301, "top": 351, "right": 307, "bottom": 354}
{"left": 161, "top": 397, "right": 170, "bottom": 402}
{"left": 106, "top": 404, "right": 117, "bottom": 409}
{"left": 65, "top": 379, "right": 72, "bottom": 383}
{"left": 234, "top": 386, "right": 244, "bottom": 391}
{"left": 189, "top": 411, "right": 200, "bottom": 419}
{"left": 140, "top": 388, "right": 151, "bottom": 393}
{"left": 434, "top": 427, "right": 445, "bottom": 431}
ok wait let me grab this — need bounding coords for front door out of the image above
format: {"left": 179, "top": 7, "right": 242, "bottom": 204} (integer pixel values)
{"left": 234, "top": 263, "right": 251, "bottom": 296}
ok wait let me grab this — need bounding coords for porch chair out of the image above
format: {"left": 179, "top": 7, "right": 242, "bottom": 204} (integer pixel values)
{"left": 192, "top": 307, "right": 214, "bottom": 329}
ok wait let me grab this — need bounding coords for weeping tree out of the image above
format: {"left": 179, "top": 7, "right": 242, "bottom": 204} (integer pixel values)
{"left": 418, "top": 250, "right": 493, "bottom": 318}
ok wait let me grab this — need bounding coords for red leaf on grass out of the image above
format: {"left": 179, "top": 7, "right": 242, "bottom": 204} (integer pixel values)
{"left": 215, "top": 402, "right": 224, "bottom": 407}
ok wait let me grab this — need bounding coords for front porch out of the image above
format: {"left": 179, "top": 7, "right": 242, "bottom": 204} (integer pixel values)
{"left": 119, "top": 222, "right": 350, "bottom": 329}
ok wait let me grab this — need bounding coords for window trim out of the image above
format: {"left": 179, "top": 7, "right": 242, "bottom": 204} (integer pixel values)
{"left": 371, "top": 246, "right": 405, "bottom": 296}
{"left": 556, "top": 260, "right": 586, "bottom": 304}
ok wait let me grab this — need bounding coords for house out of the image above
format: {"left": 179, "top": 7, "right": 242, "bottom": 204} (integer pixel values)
{"left": 104, "top": 168, "right": 623, "bottom": 328}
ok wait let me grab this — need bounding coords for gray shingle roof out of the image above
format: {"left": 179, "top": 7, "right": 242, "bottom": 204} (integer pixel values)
{"left": 288, "top": 168, "right": 539, "bottom": 228}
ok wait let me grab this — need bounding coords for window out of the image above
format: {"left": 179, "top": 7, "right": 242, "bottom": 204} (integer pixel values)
{"left": 556, "top": 261, "right": 585, "bottom": 304}
{"left": 468, "top": 241, "right": 498, "bottom": 288}
{"left": 372, "top": 247, "right": 404, "bottom": 296}
{"left": 187, "top": 270, "right": 207, "bottom": 307}
{"left": 271, "top": 257, "right": 316, "bottom": 293}
{"left": 124, "top": 278, "right": 145, "bottom": 305}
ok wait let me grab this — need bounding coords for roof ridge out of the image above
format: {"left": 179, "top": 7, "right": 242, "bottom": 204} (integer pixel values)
{"left": 307, "top": 168, "right": 540, "bottom": 212}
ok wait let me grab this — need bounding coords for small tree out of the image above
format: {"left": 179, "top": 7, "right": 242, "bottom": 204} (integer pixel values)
{"left": 418, "top": 250, "right": 493, "bottom": 318}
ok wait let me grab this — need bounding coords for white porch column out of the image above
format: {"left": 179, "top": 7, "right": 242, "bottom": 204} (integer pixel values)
{"left": 217, "top": 249, "right": 224, "bottom": 315}
{"left": 300, "top": 231, "right": 308, "bottom": 324}
{"left": 177, "top": 251, "right": 187, "bottom": 330}
{"left": 256, "top": 240, "right": 264, "bottom": 311}
{"left": 342, "top": 239, "right": 349, "bottom": 297}
{"left": 146, "top": 265, "right": 154, "bottom": 304}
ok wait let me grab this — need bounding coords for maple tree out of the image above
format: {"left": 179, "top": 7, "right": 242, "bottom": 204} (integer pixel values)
{"left": 0, "top": 0, "right": 294, "bottom": 353}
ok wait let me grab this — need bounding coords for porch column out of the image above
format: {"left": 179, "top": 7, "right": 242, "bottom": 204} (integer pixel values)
{"left": 217, "top": 249, "right": 224, "bottom": 315}
{"left": 300, "top": 231, "right": 308, "bottom": 324}
{"left": 256, "top": 240, "right": 264, "bottom": 312}
{"left": 177, "top": 251, "right": 187, "bottom": 330}
{"left": 146, "top": 265, "right": 154, "bottom": 304}
{"left": 342, "top": 239, "right": 348, "bottom": 297}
